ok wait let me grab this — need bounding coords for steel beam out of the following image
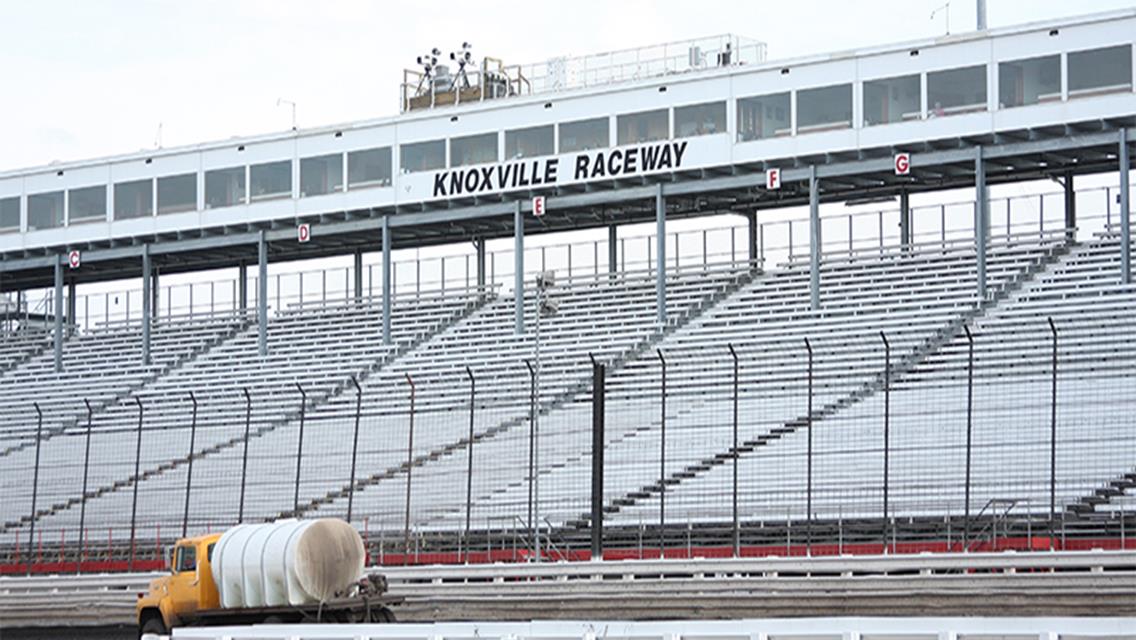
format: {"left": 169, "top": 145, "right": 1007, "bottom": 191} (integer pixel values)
{"left": 608, "top": 224, "right": 618, "bottom": 275}
{"left": 1064, "top": 171, "right": 1076, "bottom": 236}
{"left": 656, "top": 183, "right": 666, "bottom": 325}
{"left": 382, "top": 215, "right": 392, "bottom": 344}
{"left": 475, "top": 238, "right": 486, "bottom": 289}
{"left": 899, "top": 190, "right": 911, "bottom": 250}
{"left": 257, "top": 230, "right": 268, "bottom": 357}
{"left": 238, "top": 261, "right": 248, "bottom": 310}
{"left": 975, "top": 147, "right": 988, "bottom": 300}
{"left": 66, "top": 279, "right": 76, "bottom": 327}
{"left": 809, "top": 166, "right": 820, "bottom": 311}
{"left": 353, "top": 249, "right": 363, "bottom": 301}
{"left": 1120, "top": 128, "right": 1131, "bottom": 285}
{"left": 746, "top": 211, "right": 758, "bottom": 265}
{"left": 141, "top": 245, "right": 151, "bottom": 366}
{"left": 514, "top": 201, "right": 524, "bottom": 334}
{"left": 53, "top": 258, "right": 62, "bottom": 372}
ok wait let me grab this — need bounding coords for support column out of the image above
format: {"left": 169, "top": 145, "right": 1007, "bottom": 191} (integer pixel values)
{"left": 746, "top": 211, "right": 758, "bottom": 265}
{"left": 975, "top": 147, "right": 988, "bottom": 300}
{"left": 382, "top": 216, "right": 392, "bottom": 344}
{"left": 53, "top": 258, "right": 63, "bottom": 372}
{"left": 141, "top": 245, "right": 152, "bottom": 366}
{"left": 151, "top": 267, "right": 159, "bottom": 322}
{"left": 353, "top": 249, "right": 363, "bottom": 302}
{"left": 1120, "top": 128, "right": 1131, "bottom": 285}
{"left": 475, "top": 238, "right": 486, "bottom": 289}
{"left": 514, "top": 201, "right": 524, "bottom": 334}
{"left": 257, "top": 230, "right": 268, "bottom": 357}
{"left": 1063, "top": 171, "right": 1076, "bottom": 235}
{"left": 809, "top": 166, "right": 821, "bottom": 311}
{"left": 238, "top": 261, "right": 248, "bottom": 310}
{"left": 607, "top": 224, "right": 618, "bottom": 275}
{"left": 66, "top": 279, "right": 76, "bottom": 328}
{"left": 655, "top": 183, "right": 666, "bottom": 325}
{"left": 899, "top": 189, "right": 912, "bottom": 250}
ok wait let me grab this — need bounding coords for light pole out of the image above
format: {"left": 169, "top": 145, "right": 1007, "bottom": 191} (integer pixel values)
{"left": 533, "top": 270, "right": 557, "bottom": 562}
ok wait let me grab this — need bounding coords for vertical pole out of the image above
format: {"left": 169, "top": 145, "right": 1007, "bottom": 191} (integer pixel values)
{"left": 746, "top": 212, "right": 758, "bottom": 266}
{"left": 464, "top": 366, "right": 475, "bottom": 563}
{"left": 804, "top": 337, "right": 813, "bottom": 556}
{"left": 590, "top": 355, "right": 605, "bottom": 560}
{"left": 403, "top": 373, "right": 415, "bottom": 564}
{"left": 1120, "top": 128, "right": 1131, "bottom": 284}
{"left": 656, "top": 184, "right": 666, "bottom": 324}
{"left": 899, "top": 190, "right": 911, "bottom": 250}
{"left": 150, "top": 268, "right": 159, "bottom": 321}
{"left": 809, "top": 166, "right": 821, "bottom": 310}
{"left": 53, "top": 258, "right": 63, "bottom": 372}
{"left": 238, "top": 261, "right": 248, "bottom": 310}
{"left": 79, "top": 399, "right": 93, "bottom": 571}
{"left": 67, "top": 279, "right": 77, "bottom": 328}
{"left": 257, "top": 231, "right": 268, "bottom": 357}
{"left": 963, "top": 326, "right": 974, "bottom": 552}
{"left": 382, "top": 216, "right": 392, "bottom": 344}
{"left": 1047, "top": 317, "right": 1058, "bottom": 549}
{"left": 182, "top": 392, "right": 197, "bottom": 539}
{"left": 880, "top": 331, "right": 891, "bottom": 553}
{"left": 347, "top": 376, "right": 362, "bottom": 523}
{"left": 608, "top": 224, "right": 618, "bottom": 276}
{"left": 1063, "top": 171, "right": 1076, "bottom": 238}
{"left": 27, "top": 403, "right": 43, "bottom": 574}
{"left": 353, "top": 249, "right": 363, "bottom": 301}
{"left": 975, "top": 147, "right": 988, "bottom": 299}
{"left": 728, "top": 344, "right": 740, "bottom": 557}
{"left": 475, "top": 239, "right": 486, "bottom": 291}
{"left": 293, "top": 383, "right": 306, "bottom": 514}
{"left": 515, "top": 202, "right": 525, "bottom": 334}
{"left": 129, "top": 398, "right": 143, "bottom": 571}
{"left": 238, "top": 388, "right": 251, "bottom": 524}
{"left": 657, "top": 348, "right": 667, "bottom": 558}
{"left": 524, "top": 360, "right": 536, "bottom": 555}
{"left": 141, "top": 245, "right": 152, "bottom": 366}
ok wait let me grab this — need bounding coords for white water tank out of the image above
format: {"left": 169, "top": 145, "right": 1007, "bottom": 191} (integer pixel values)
{"left": 211, "top": 518, "right": 365, "bottom": 608}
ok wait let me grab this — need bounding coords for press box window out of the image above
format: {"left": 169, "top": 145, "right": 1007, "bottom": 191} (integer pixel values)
{"left": 928, "top": 65, "right": 987, "bottom": 116}
{"left": 347, "top": 148, "right": 392, "bottom": 188}
{"left": 300, "top": 154, "right": 344, "bottom": 197}
{"left": 863, "top": 75, "right": 921, "bottom": 126}
{"left": 999, "top": 55, "right": 1060, "bottom": 108}
{"left": 400, "top": 140, "right": 445, "bottom": 174}
{"left": 559, "top": 118, "right": 609, "bottom": 153}
{"left": 617, "top": 109, "right": 668, "bottom": 145}
{"left": 505, "top": 125, "right": 554, "bottom": 159}
{"left": 69, "top": 185, "right": 106, "bottom": 222}
{"left": 0, "top": 197, "right": 19, "bottom": 231}
{"left": 114, "top": 180, "right": 152, "bottom": 220}
{"left": 450, "top": 132, "right": 498, "bottom": 167}
{"left": 250, "top": 160, "right": 291, "bottom": 201}
{"left": 157, "top": 174, "right": 196, "bottom": 214}
{"left": 28, "top": 191, "right": 63, "bottom": 230}
{"left": 737, "top": 92, "right": 790, "bottom": 141}
{"left": 205, "top": 167, "right": 245, "bottom": 208}
{"left": 674, "top": 101, "right": 725, "bottom": 137}
{"left": 797, "top": 84, "right": 852, "bottom": 133}
{"left": 1068, "top": 45, "right": 1133, "bottom": 97}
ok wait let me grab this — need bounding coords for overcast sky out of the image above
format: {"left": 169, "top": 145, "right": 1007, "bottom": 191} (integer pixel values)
{"left": 1, "top": 0, "right": 1134, "bottom": 172}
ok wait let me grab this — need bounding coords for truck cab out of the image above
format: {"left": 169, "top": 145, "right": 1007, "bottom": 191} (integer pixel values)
{"left": 136, "top": 533, "right": 221, "bottom": 635}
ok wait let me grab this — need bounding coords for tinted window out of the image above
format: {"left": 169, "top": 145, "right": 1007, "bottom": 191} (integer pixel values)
{"left": 250, "top": 160, "right": 291, "bottom": 201}
{"left": 617, "top": 109, "right": 668, "bottom": 145}
{"left": 450, "top": 132, "right": 498, "bottom": 167}
{"left": 928, "top": 65, "right": 987, "bottom": 116}
{"left": 347, "top": 148, "right": 392, "bottom": 188}
{"left": 1068, "top": 45, "right": 1133, "bottom": 96}
{"left": 737, "top": 92, "right": 790, "bottom": 141}
{"left": 205, "top": 167, "right": 246, "bottom": 208}
{"left": 69, "top": 185, "right": 106, "bottom": 222}
{"left": 300, "top": 154, "right": 343, "bottom": 197}
{"left": 157, "top": 173, "right": 196, "bottom": 214}
{"left": 400, "top": 140, "right": 445, "bottom": 173}
{"left": 0, "top": 197, "right": 18, "bottom": 230}
{"left": 674, "top": 101, "right": 726, "bottom": 137}
{"left": 559, "top": 118, "right": 609, "bottom": 153}
{"left": 28, "top": 192, "right": 63, "bottom": 230}
{"left": 505, "top": 125, "right": 554, "bottom": 159}
{"left": 114, "top": 179, "right": 153, "bottom": 220}
{"left": 998, "top": 55, "right": 1060, "bottom": 108}
{"left": 863, "top": 75, "right": 921, "bottom": 126}
{"left": 176, "top": 545, "right": 196, "bottom": 572}
{"left": 797, "top": 84, "right": 853, "bottom": 132}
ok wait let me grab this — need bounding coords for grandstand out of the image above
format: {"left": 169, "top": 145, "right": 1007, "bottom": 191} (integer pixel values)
{"left": 0, "top": 7, "right": 1134, "bottom": 580}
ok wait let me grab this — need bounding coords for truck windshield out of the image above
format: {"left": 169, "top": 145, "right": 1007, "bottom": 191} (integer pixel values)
{"left": 176, "top": 546, "right": 196, "bottom": 572}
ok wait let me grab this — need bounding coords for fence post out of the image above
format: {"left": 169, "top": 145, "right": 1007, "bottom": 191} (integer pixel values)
{"left": 129, "top": 397, "right": 143, "bottom": 571}
{"left": 293, "top": 383, "right": 307, "bottom": 514}
{"left": 403, "top": 372, "right": 415, "bottom": 565}
{"left": 347, "top": 376, "right": 363, "bottom": 524}
{"left": 880, "top": 331, "right": 891, "bottom": 554}
{"left": 590, "top": 354, "right": 605, "bottom": 561}
{"left": 464, "top": 366, "right": 475, "bottom": 564}
{"left": 728, "top": 344, "right": 739, "bottom": 558}
{"left": 79, "top": 399, "right": 94, "bottom": 573}
{"left": 657, "top": 348, "right": 667, "bottom": 559}
{"left": 238, "top": 388, "right": 251, "bottom": 524}
{"left": 1047, "top": 317, "right": 1058, "bottom": 550}
{"left": 27, "top": 403, "right": 43, "bottom": 575}
{"left": 804, "top": 337, "right": 813, "bottom": 556}
{"left": 524, "top": 360, "right": 536, "bottom": 557}
{"left": 963, "top": 326, "right": 974, "bottom": 552}
{"left": 181, "top": 391, "right": 198, "bottom": 539}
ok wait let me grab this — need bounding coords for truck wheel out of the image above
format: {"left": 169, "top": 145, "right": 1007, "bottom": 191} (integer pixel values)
{"left": 140, "top": 616, "right": 167, "bottom": 637}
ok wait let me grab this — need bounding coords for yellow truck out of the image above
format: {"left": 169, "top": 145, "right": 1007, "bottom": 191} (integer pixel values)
{"left": 136, "top": 519, "right": 396, "bottom": 635}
